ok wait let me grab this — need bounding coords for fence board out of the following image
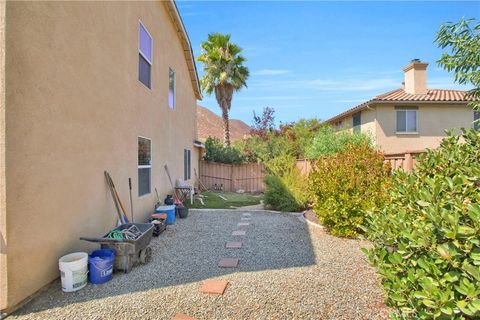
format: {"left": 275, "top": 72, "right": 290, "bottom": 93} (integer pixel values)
{"left": 199, "top": 161, "right": 265, "bottom": 192}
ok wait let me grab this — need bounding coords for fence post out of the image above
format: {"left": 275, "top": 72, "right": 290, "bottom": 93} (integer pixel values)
{"left": 404, "top": 153, "right": 413, "bottom": 172}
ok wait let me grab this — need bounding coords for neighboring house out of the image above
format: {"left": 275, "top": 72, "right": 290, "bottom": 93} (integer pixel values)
{"left": 326, "top": 60, "right": 478, "bottom": 154}
{"left": 196, "top": 105, "right": 252, "bottom": 142}
{"left": 0, "top": 1, "right": 202, "bottom": 312}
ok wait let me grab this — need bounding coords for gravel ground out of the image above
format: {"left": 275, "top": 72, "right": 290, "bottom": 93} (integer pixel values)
{"left": 9, "top": 209, "right": 391, "bottom": 320}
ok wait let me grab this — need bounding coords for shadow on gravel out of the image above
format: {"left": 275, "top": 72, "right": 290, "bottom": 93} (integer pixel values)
{"left": 12, "top": 210, "right": 317, "bottom": 317}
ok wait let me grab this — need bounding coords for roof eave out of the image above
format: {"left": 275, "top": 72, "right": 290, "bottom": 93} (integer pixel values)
{"left": 164, "top": 0, "right": 203, "bottom": 100}
{"left": 326, "top": 99, "right": 468, "bottom": 124}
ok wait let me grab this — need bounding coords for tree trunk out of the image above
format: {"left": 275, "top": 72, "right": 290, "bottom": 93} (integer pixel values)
{"left": 222, "top": 107, "right": 230, "bottom": 146}
{"left": 215, "top": 83, "right": 234, "bottom": 147}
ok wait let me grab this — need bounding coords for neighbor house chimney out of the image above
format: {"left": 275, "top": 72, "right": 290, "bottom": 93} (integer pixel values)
{"left": 403, "top": 59, "right": 428, "bottom": 94}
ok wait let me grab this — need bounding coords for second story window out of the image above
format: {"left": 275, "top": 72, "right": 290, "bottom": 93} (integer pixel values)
{"left": 139, "top": 22, "right": 152, "bottom": 89}
{"left": 396, "top": 108, "right": 417, "bottom": 133}
{"left": 352, "top": 112, "right": 361, "bottom": 133}
{"left": 169, "top": 68, "right": 176, "bottom": 109}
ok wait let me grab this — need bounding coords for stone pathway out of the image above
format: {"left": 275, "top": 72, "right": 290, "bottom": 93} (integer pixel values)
{"left": 10, "top": 209, "right": 391, "bottom": 320}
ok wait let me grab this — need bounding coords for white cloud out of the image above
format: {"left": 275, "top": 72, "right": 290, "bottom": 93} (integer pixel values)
{"left": 252, "top": 69, "right": 291, "bottom": 76}
{"left": 251, "top": 76, "right": 402, "bottom": 92}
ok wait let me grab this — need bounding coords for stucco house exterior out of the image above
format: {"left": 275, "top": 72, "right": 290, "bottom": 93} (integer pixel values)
{"left": 0, "top": 1, "right": 202, "bottom": 312}
{"left": 326, "top": 60, "right": 478, "bottom": 155}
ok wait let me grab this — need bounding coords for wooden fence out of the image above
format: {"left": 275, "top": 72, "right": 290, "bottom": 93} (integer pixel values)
{"left": 199, "top": 161, "right": 266, "bottom": 192}
{"left": 296, "top": 150, "right": 426, "bottom": 175}
{"left": 383, "top": 150, "right": 425, "bottom": 172}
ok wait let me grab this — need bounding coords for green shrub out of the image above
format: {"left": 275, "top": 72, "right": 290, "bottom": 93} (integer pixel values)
{"left": 203, "top": 137, "right": 244, "bottom": 164}
{"left": 305, "top": 125, "right": 372, "bottom": 159}
{"left": 262, "top": 153, "right": 309, "bottom": 212}
{"left": 308, "top": 143, "right": 390, "bottom": 237}
{"left": 363, "top": 129, "right": 480, "bottom": 319}
{"left": 264, "top": 175, "right": 303, "bottom": 212}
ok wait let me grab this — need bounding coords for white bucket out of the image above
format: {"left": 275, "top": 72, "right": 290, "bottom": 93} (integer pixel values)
{"left": 58, "top": 252, "right": 88, "bottom": 292}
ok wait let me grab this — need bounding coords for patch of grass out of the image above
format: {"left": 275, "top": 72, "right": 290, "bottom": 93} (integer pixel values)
{"left": 187, "top": 191, "right": 263, "bottom": 209}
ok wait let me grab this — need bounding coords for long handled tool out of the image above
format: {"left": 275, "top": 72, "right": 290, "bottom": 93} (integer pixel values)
{"left": 105, "top": 171, "right": 129, "bottom": 224}
{"left": 194, "top": 168, "right": 208, "bottom": 192}
{"left": 128, "top": 178, "right": 134, "bottom": 223}
{"left": 163, "top": 164, "right": 184, "bottom": 206}
{"left": 154, "top": 187, "right": 161, "bottom": 208}
{"left": 105, "top": 171, "right": 127, "bottom": 224}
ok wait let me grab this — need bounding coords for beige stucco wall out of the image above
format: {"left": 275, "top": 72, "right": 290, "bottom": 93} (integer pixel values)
{"left": 374, "top": 103, "right": 474, "bottom": 154}
{"left": 2, "top": 1, "right": 198, "bottom": 311}
{"left": 0, "top": 0, "right": 7, "bottom": 311}
{"left": 331, "top": 103, "right": 474, "bottom": 154}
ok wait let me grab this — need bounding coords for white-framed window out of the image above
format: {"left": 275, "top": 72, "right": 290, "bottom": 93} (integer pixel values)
{"left": 396, "top": 107, "right": 418, "bottom": 133}
{"left": 169, "top": 67, "right": 176, "bottom": 109}
{"left": 474, "top": 110, "right": 480, "bottom": 131}
{"left": 352, "top": 112, "right": 361, "bottom": 133}
{"left": 138, "top": 22, "right": 152, "bottom": 89}
{"left": 184, "top": 149, "right": 191, "bottom": 180}
{"left": 138, "top": 136, "right": 152, "bottom": 196}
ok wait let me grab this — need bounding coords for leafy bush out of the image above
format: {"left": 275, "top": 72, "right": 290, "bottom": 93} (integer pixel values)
{"left": 308, "top": 143, "right": 390, "bottom": 237}
{"left": 264, "top": 176, "right": 303, "bottom": 212}
{"left": 305, "top": 125, "right": 372, "bottom": 159}
{"left": 262, "top": 153, "right": 309, "bottom": 212}
{"left": 363, "top": 129, "right": 480, "bottom": 319}
{"left": 203, "top": 137, "right": 245, "bottom": 164}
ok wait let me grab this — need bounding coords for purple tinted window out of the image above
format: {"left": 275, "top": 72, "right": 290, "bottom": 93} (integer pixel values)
{"left": 139, "top": 23, "right": 152, "bottom": 63}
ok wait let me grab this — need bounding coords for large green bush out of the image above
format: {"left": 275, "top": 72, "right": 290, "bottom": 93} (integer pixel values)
{"left": 263, "top": 153, "right": 308, "bottom": 212}
{"left": 308, "top": 143, "right": 390, "bottom": 237}
{"left": 305, "top": 125, "right": 372, "bottom": 159}
{"left": 363, "top": 129, "right": 480, "bottom": 319}
{"left": 203, "top": 137, "right": 245, "bottom": 164}
{"left": 264, "top": 176, "right": 303, "bottom": 212}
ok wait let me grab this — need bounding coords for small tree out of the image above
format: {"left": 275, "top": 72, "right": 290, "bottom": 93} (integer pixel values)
{"left": 436, "top": 18, "right": 480, "bottom": 115}
{"left": 251, "top": 106, "right": 276, "bottom": 138}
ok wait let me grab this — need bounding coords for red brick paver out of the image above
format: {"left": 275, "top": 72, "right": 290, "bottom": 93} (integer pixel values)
{"left": 199, "top": 279, "right": 229, "bottom": 295}
{"left": 218, "top": 258, "right": 239, "bottom": 268}
{"left": 225, "top": 241, "right": 243, "bottom": 249}
{"left": 172, "top": 313, "right": 197, "bottom": 320}
{"left": 232, "top": 230, "right": 246, "bottom": 236}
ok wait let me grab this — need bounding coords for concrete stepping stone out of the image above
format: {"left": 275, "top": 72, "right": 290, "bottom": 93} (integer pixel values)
{"left": 241, "top": 217, "right": 251, "bottom": 221}
{"left": 225, "top": 241, "right": 243, "bottom": 249}
{"left": 242, "top": 213, "right": 251, "bottom": 216}
{"left": 218, "top": 258, "right": 239, "bottom": 268}
{"left": 232, "top": 230, "right": 246, "bottom": 236}
{"left": 172, "top": 313, "right": 197, "bottom": 320}
{"left": 200, "top": 279, "right": 229, "bottom": 295}
{"left": 237, "top": 222, "right": 250, "bottom": 226}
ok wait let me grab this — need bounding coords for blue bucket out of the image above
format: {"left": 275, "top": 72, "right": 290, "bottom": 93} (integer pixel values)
{"left": 89, "top": 249, "right": 115, "bottom": 284}
{"left": 155, "top": 205, "right": 176, "bottom": 225}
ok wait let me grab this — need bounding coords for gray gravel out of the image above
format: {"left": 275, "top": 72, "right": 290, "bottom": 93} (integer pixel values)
{"left": 10, "top": 209, "right": 390, "bottom": 320}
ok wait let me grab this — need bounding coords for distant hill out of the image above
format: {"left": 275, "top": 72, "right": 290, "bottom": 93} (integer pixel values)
{"left": 197, "top": 105, "right": 251, "bottom": 142}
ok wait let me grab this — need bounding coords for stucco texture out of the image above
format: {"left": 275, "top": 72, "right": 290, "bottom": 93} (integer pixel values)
{"left": 2, "top": 1, "right": 199, "bottom": 311}
{"left": 337, "top": 103, "right": 474, "bottom": 154}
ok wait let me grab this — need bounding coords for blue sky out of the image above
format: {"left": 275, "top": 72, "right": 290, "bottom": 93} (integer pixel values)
{"left": 177, "top": 1, "right": 479, "bottom": 125}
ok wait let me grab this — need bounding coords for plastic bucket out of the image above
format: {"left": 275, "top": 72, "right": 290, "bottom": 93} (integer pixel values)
{"left": 155, "top": 205, "right": 175, "bottom": 225}
{"left": 59, "top": 252, "right": 88, "bottom": 292}
{"left": 89, "top": 249, "right": 115, "bottom": 284}
{"left": 177, "top": 207, "right": 188, "bottom": 219}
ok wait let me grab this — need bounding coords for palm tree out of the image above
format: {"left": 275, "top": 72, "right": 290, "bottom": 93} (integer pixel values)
{"left": 197, "top": 33, "right": 249, "bottom": 146}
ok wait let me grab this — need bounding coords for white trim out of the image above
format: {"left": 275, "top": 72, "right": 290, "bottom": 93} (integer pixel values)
{"left": 396, "top": 109, "right": 418, "bottom": 133}
{"left": 138, "top": 20, "right": 153, "bottom": 65}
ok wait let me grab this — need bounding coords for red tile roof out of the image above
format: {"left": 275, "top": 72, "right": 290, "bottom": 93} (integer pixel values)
{"left": 327, "top": 88, "right": 469, "bottom": 124}
{"left": 376, "top": 88, "right": 467, "bottom": 101}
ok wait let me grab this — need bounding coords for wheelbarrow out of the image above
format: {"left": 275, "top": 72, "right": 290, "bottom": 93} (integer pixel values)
{"left": 81, "top": 223, "right": 154, "bottom": 273}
